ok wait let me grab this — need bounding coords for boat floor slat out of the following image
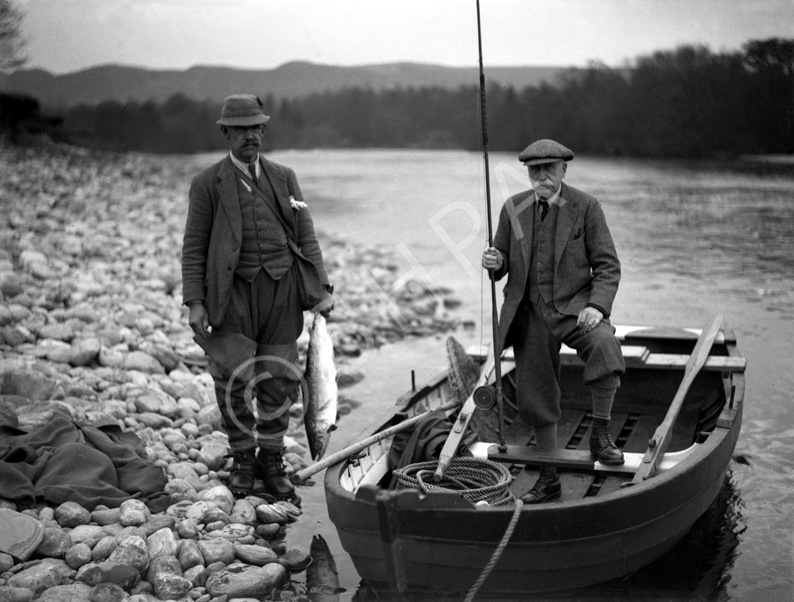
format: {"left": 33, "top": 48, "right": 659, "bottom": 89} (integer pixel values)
{"left": 490, "top": 393, "right": 706, "bottom": 500}
{"left": 597, "top": 414, "right": 659, "bottom": 496}
{"left": 563, "top": 413, "right": 629, "bottom": 500}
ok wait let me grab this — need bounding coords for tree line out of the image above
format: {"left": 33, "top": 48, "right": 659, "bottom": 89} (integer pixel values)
{"left": 3, "top": 38, "right": 792, "bottom": 158}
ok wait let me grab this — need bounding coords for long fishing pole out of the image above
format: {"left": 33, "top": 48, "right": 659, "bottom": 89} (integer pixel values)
{"left": 476, "top": 0, "right": 506, "bottom": 452}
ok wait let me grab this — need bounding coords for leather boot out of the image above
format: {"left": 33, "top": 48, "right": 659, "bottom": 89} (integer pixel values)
{"left": 520, "top": 467, "right": 561, "bottom": 504}
{"left": 255, "top": 449, "right": 296, "bottom": 502}
{"left": 226, "top": 451, "right": 256, "bottom": 497}
{"left": 590, "top": 418, "right": 624, "bottom": 465}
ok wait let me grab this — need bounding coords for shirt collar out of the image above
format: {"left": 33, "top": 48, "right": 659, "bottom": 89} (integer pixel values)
{"left": 229, "top": 151, "right": 260, "bottom": 178}
{"left": 536, "top": 184, "right": 562, "bottom": 206}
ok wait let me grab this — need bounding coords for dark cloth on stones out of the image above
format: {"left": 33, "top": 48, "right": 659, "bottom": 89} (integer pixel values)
{"left": 0, "top": 415, "right": 171, "bottom": 512}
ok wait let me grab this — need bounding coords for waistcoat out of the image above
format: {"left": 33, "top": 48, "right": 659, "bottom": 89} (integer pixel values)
{"left": 527, "top": 203, "right": 557, "bottom": 304}
{"left": 235, "top": 176, "right": 293, "bottom": 281}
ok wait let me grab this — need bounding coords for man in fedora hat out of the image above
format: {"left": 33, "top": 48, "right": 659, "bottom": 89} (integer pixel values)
{"left": 481, "top": 139, "right": 626, "bottom": 504}
{"left": 182, "top": 94, "right": 334, "bottom": 501}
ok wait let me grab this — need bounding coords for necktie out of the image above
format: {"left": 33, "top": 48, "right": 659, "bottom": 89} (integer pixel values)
{"left": 247, "top": 163, "right": 258, "bottom": 184}
{"left": 538, "top": 199, "right": 549, "bottom": 222}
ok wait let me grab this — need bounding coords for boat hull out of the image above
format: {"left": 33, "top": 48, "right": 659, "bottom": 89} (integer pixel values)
{"left": 326, "top": 417, "right": 739, "bottom": 593}
{"left": 324, "top": 325, "right": 745, "bottom": 594}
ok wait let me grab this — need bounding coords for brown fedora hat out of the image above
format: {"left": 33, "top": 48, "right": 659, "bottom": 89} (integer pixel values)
{"left": 217, "top": 94, "right": 270, "bottom": 127}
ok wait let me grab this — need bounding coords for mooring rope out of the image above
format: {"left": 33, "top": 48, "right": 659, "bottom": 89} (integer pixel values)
{"left": 464, "top": 499, "right": 523, "bottom": 602}
{"left": 393, "top": 456, "right": 515, "bottom": 506}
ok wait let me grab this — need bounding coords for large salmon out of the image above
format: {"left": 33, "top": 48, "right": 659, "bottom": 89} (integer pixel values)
{"left": 304, "top": 313, "right": 338, "bottom": 461}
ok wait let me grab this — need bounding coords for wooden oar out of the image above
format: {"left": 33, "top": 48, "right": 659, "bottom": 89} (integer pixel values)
{"left": 291, "top": 400, "right": 462, "bottom": 484}
{"left": 632, "top": 313, "right": 724, "bottom": 483}
{"left": 433, "top": 350, "right": 497, "bottom": 482}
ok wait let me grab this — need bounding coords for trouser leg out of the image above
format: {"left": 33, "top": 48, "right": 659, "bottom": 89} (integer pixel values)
{"left": 253, "top": 342, "right": 301, "bottom": 452}
{"left": 561, "top": 317, "right": 625, "bottom": 417}
{"left": 559, "top": 318, "right": 626, "bottom": 465}
{"left": 513, "top": 300, "right": 563, "bottom": 430}
{"left": 207, "top": 269, "right": 303, "bottom": 454}
{"left": 211, "top": 368, "right": 257, "bottom": 454}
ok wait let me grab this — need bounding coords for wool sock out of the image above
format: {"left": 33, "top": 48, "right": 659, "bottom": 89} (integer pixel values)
{"left": 591, "top": 385, "right": 616, "bottom": 421}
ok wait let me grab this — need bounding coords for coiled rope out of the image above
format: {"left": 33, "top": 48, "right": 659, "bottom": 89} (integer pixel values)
{"left": 392, "top": 457, "right": 522, "bottom": 601}
{"left": 393, "top": 456, "right": 515, "bottom": 506}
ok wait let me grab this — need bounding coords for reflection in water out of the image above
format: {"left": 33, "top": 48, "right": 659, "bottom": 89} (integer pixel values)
{"left": 350, "top": 474, "right": 744, "bottom": 602}
{"left": 307, "top": 534, "right": 344, "bottom": 602}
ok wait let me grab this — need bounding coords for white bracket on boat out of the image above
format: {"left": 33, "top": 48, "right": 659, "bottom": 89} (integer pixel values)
{"left": 468, "top": 442, "right": 700, "bottom": 476}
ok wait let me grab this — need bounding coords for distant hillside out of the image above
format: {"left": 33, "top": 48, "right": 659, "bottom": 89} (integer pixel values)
{"left": 0, "top": 61, "right": 569, "bottom": 108}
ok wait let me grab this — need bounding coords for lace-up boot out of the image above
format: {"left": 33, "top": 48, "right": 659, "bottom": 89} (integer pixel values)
{"left": 590, "top": 418, "right": 624, "bottom": 465}
{"left": 226, "top": 451, "right": 256, "bottom": 496}
{"left": 255, "top": 449, "right": 296, "bottom": 501}
{"left": 520, "top": 467, "right": 561, "bottom": 504}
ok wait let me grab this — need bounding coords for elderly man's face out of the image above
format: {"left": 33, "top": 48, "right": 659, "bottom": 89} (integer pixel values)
{"left": 528, "top": 160, "right": 567, "bottom": 199}
{"left": 223, "top": 124, "right": 266, "bottom": 163}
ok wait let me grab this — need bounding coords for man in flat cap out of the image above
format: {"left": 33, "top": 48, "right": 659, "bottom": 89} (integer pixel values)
{"left": 182, "top": 94, "right": 334, "bottom": 501}
{"left": 482, "top": 138, "right": 625, "bottom": 504}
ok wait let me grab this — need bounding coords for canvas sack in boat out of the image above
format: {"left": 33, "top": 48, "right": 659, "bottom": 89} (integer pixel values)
{"left": 242, "top": 170, "right": 326, "bottom": 312}
{"left": 388, "top": 408, "right": 478, "bottom": 473}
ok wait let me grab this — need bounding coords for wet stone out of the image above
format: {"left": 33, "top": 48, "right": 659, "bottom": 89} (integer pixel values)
{"left": 205, "top": 562, "right": 288, "bottom": 599}
{"left": 145, "top": 554, "right": 182, "bottom": 583}
{"left": 90, "top": 508, "right": 121, "bottom": 526}
{"left": 138, "top": 515, "right": 175, "bottom": 538}
{"left": 35, "top": 527, "right": 71, "bottom": 559}
{"left": 118, "top": 500, "right": 150, "bottom": 527}
{"left": 153, "top": 571, "right": 193, "bottom": 600}
{"left": 232, "top": 543, "right": 278, "bottom": 567}
{"left": 182, "top": 566, "right": 206, "bottom": 590}
{"left": 34, "top": 583, "right": 93, "bottom": 602}
{"left": 107, "top": 536, "right": 149, "bottom": 573}
{"left": 88, "top": 582, "right": 127, "bottom": 602}
{"left": 69, "top": 525, "right": 107, "bottom": 545}
{"left": 197, "top": 538, "right": 235, "bottom": 566}
{"left": 65, "top": 543, "right": 93, "bottom": 569}
{"left": 197, "top": 485, "right": 235, "bottom": 514}
{"left": 176, "top": 539, "right": 203, "bottom": 571}
{"left": 278, "top": 548, "right": 312, "bottom": 572}
{"left": 6, "top": 560, "right": 69, "bottom": 596}
{"left": 0, "top": 509, "right": 44, "bottom": 562}
{"left": 90, "top": 536, "right": 118, "bottom": 562}
{"left": 146, "top": 527, "right": 177, "bottom": 560}
{"left": 76, "top": 561, "right": 141, "bottom": 590}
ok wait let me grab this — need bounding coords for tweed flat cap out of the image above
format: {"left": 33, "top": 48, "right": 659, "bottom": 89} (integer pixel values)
{"left": 216, "top": 94, "right": 270, "bottom": 126}
{"left": 518, "top": 139, "right": 575, "bottom": 165}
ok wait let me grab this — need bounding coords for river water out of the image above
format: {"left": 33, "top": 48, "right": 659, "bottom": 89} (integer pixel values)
{"left": 196, "top": 149, "right": 794, "bottom": 601}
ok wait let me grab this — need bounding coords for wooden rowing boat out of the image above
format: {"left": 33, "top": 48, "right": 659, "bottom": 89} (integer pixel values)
{"left": 322, "top": 322, "right": 745, "bottom": 595}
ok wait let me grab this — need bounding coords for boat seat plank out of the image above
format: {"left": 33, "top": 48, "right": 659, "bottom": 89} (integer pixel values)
{"left": 467, "top": 345, "right": 746, "bottom": 372}
{"left": 507, "top": 408, "right": 588, "bottom": 499}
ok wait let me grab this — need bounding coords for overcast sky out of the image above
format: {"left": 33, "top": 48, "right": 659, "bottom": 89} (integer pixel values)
{"left": 17, "top": 0, "right": 794, "bottom": 74}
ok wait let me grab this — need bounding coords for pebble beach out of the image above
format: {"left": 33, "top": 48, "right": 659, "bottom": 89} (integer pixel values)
{"left": 0, "top": 140, "right": 463, "bottom": 602}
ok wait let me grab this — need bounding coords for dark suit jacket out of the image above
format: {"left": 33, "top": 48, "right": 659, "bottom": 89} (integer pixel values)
{"left": 492, "top": 182, "right": 620, "bottom": 351}
{"left": 181, "top": 155, "right": 330, "bottom": 327}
